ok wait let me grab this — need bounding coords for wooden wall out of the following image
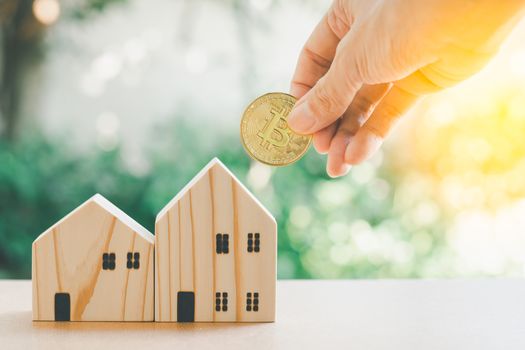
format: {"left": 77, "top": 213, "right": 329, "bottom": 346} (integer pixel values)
{"left": 155, "top": 162, "right": 276, "bottom": 322}
{"left": 32, "top": 200, "right": 154, "bottom": 321}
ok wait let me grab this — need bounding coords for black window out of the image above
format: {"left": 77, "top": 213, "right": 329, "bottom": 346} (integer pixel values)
{"left": 216, "top": 234, "right": 229, "bottom": 254}
{"left": 127, "top": 252, "right": 140, "bottom": 269}
{"left": 247, "top": 233, "right": 260, "bottom": 253}
{"left": 246, "top": 292, "right": 259, "bottom": 312}
{"left": 102, "top": 253, "right": 116, "bottom": 270}
{"left": 215, "top": 292, "right": 228, "bottom": 312}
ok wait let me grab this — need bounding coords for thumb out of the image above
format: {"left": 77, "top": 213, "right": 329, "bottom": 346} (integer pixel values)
{"left": 288, "top": 36, "right": 363, "bottom": 134}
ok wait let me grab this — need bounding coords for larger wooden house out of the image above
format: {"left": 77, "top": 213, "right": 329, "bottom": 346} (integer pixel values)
{"left": 32, "top": 194, "right": 154, "bottom": 321}
{"left": 155, "top": 158, "right": 276, "bottom": 322}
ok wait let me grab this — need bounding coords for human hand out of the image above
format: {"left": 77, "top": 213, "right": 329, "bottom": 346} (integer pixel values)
{"left": 289, "top": 0, "right": 525, "bottom": 177}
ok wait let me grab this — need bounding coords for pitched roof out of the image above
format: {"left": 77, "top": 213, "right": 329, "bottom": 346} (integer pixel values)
{"left": 33, "top": 194, "right": 154, "bottom": 244}
{"left": 156, "top": 157, "right": 275, "bottom": 223}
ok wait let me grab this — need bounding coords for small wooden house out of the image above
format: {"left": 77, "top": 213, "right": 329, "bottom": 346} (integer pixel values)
{"left": 155, "top": 158, "right": 276, "bottom": 322}
{"left": 32, "top": 194, "right": 154, "bottom": 321}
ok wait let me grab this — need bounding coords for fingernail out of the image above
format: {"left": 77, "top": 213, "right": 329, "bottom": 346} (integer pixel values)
{"left": 345, "top": 130, "right": 383, "bottom": 164}
{"left": 327, "top": 164, "right": 351, "bottom": 178}
{"left": 288, "top": 102, "right": 316, "bottom": 133}
{"left": 341, "top": 164, "right": 351, "bottom": 176}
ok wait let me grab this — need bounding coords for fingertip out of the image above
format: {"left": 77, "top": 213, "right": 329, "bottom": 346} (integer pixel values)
{"left": 344, "top": 129, "right": 383, "bottom": 165}
{"left": 326, "top": 132, "right": 352, "bottom": 178}
{"left": 288, "top": 101, "right": 316, "bottom": 134}
{"left": 313, "top": 139, "right": 330, "bottom": 155}
{"left": 313, "top": 129, "right": 335, "bottom": 155}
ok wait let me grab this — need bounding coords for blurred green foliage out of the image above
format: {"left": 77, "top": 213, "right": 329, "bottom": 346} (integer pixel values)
{"left": 0, "top": 119, "right": 450, "bottom": 279}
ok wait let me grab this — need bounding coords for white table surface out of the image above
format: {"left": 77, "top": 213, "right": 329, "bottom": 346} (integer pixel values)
{"left": 1, "top": 279, "right": 524, "bottom": 349}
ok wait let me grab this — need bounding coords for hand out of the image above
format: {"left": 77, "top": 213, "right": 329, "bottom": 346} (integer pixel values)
{"left": 289, "top": 0, "right": 525, "bottom": 177}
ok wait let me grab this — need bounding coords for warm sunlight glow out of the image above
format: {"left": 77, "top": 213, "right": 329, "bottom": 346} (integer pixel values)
{"left": 33, "top": 0, "right": 60, "bottom": 25}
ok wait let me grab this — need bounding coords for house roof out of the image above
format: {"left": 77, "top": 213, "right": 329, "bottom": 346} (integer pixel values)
{"left": 156, "top": 157, "right": 275, "bottom": 223}
{"left": 33, "top": 194, "right": 154, "bottom": 245}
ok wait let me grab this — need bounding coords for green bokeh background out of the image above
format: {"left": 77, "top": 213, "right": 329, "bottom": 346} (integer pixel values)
{"left": 0, "top": 120, "right": 449, "bottom": 279}
{"left": 2, "top": 0, "right": 525, "bottom": 279}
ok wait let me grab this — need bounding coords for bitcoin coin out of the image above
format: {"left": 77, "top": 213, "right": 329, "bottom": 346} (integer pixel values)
{"left": 240, "top": 92, "right": 312, "bottom": 166}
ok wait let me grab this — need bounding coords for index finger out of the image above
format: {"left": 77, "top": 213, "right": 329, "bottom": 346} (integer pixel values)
{"left": 290, "top": 6, "right": 345, "bottom": 99}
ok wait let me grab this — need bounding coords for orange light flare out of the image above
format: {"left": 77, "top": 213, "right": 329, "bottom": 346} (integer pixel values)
{"left": 387, "top": 67, "right": 525, "bottom": 214}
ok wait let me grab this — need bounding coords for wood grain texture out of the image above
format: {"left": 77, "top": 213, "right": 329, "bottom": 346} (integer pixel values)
{"left": 190, "top": 175, "right": 214, "bottom": 321}
{"left": 32, "top": 194, "right": 154, "bottom": 322}
{"left": 155, "top": 158, "right": 276, "bottom": 322}
{"left": 213, "top": 165, "right": 237, "bottom": 322}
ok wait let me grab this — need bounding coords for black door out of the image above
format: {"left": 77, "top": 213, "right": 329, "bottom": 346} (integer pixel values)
{"left": 177, "top": 291, "right": 195, "bottom": 322}
{"left": 54, "top": 293, "right": 70, "bottom": 321}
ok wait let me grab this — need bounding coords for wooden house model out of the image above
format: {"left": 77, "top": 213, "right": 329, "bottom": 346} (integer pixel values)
{"left": 155, "top": 158, "right": 276, "bottom": 322}
{"left": 32, "top": 194, "right": 154, "bottom": 322}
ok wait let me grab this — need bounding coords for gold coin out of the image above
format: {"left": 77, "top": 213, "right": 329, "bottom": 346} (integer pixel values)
{"left": 240, "top": 92, "right": 312, "bottom": 166}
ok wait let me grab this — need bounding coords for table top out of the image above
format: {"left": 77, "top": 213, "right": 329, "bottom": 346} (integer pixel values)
{"left": 1, "top": 279, "right": 524, "bottom": 349}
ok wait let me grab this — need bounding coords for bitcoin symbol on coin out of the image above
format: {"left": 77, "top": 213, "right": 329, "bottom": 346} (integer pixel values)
{"left": 257, "top": 107, "right": 290, "bottom": 149}
{"left": 240, "top": 93, "right": 312, "bottom": 166}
